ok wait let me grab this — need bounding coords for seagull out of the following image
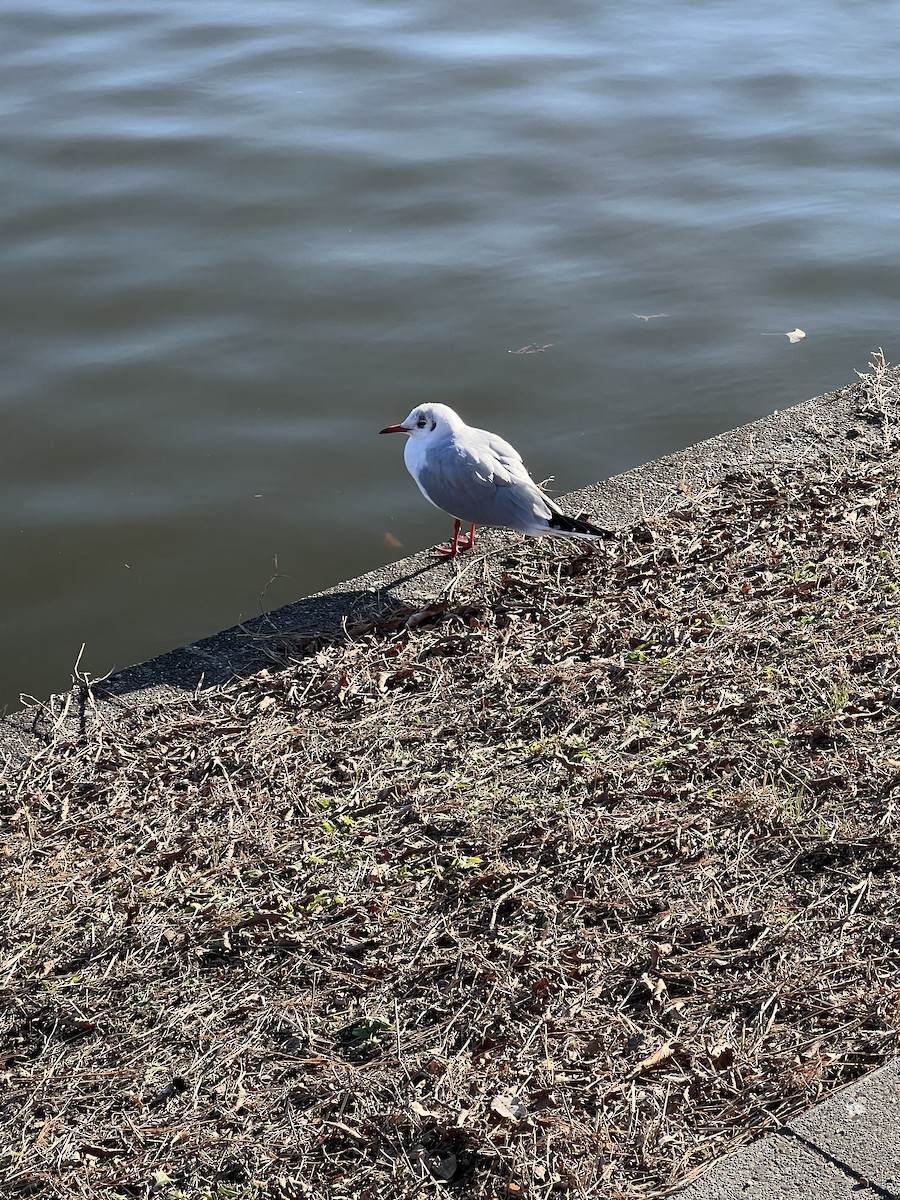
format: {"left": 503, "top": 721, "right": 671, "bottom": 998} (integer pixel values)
{"left": 379, "top": 403, "right": 611, "bottom": 557}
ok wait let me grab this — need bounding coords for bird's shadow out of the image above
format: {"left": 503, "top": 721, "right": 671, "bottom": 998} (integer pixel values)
{"left": 91, "top": 555, "right": 451, "bottom": 702}
{"left": 3, "top": 530, "right": 588, "bottom": 759}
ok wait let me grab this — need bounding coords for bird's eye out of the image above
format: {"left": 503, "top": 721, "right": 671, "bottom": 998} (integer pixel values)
{"left": 417, "top": 418, "right": 427, "bottom": 428}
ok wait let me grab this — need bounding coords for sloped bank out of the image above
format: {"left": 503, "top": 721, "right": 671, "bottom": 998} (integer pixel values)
{"left": 2, "top": 359, "right": 899, "bottom": 1199}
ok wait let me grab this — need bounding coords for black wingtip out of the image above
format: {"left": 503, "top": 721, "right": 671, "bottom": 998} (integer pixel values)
{"left": 548, "top": 510, "right": 615, "bottom": 539}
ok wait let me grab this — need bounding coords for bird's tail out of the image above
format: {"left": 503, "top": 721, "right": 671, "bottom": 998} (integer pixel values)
{"left": 547, "top": 509, "right": 614, "bottom": 540}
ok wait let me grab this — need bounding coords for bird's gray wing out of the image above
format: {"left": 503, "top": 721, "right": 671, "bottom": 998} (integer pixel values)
{"left": 415, "top": 434, "right": 553, "bottom": 534}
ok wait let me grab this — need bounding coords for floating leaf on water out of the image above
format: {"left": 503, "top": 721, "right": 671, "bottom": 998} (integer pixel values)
{"left": 786, "top": 328, "right": 806, "bottom": 343}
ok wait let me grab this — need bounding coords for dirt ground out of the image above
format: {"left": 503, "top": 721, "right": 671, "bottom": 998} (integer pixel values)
{"left": 3, "top": 374, "right": 900, "bottom": 1200}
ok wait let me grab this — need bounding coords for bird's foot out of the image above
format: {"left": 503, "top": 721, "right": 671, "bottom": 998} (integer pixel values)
{"left": 430, "top": 522, "right": 475, "bottom": 558}
{"left": 430, "top": 537, "right": 473, "bottom": 558}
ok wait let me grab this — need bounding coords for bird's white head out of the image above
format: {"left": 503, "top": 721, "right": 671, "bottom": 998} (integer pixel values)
{"left": 379, "top": 403, "right": 464, "bottom": 442}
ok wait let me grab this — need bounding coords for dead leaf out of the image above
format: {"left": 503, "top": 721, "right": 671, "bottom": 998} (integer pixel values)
{"left": 382, "top": 531, "right": 402, "bottom": 549}
{"left": 411, "top": 1141, "right": 458, "bottom": 1181}
{"left": 405, "top": 602, "right": 448, "bottom": 629}
{"left": 786, "top": 328, "right": 806, "bottom": 343}
{"left": 491, "top": 1093, "right": 528, "bottom": 1121}
{"left": 428, "top": 1151, "right": 457, "bottom": 1181}
{"left": 80, "top": 1143, "right": 126, "bottom": 1159}
{"left": 636, "top": 1041, "right": 676, "bottom": 1072}
{"left": 709, "top": 1041, "right": 735, "bottom": 1070}
{"left": 410, "top": 1100, "right": 439, "bottom": 1119}
{"left": 640, "top": 972, "right": 668, "bottom": 1002}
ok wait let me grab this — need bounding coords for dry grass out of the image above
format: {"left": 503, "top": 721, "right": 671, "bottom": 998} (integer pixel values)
{"left": 4, "top": 394, "right": 900, "bottom": 1199}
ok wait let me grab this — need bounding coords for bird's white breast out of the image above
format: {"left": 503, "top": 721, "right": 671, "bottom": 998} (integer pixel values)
{"left": 404, "top": 434, "right": 442, "bottom": 508}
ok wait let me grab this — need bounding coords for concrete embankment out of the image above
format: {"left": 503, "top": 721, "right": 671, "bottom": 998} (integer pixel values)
{"left": 0, "top": 369, "right": 889, "bottom": 768}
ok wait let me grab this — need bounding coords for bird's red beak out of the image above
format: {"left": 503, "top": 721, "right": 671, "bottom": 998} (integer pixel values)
{"left": 378, "top": 423, "right": 408, "bottom": 435}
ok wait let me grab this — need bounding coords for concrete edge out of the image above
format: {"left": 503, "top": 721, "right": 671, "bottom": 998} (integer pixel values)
{"left": 673, "top": 1059, "right": 900, "bottom": 1198}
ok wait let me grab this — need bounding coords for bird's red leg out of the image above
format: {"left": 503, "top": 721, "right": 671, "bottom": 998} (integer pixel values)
{"left": 457, "top": 523, "right": 476, "bottom": 551}
{"left": 431, "top": 519, "right": 473, "bottom": 558}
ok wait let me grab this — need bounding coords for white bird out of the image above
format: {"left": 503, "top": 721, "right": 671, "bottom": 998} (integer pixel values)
{"left": 379, "top": 402, "right": 610, "bottom": 557}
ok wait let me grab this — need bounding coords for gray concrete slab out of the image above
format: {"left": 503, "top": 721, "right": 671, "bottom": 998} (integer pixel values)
{"left": 676, "top": 1063, "right": 900, "bottom": 1199}
{"left": 674, "top": 1126, "right": 887, "bottom": 1199}
{"left": 787, "top": 1060, "right": 900, "bottom": 1195}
